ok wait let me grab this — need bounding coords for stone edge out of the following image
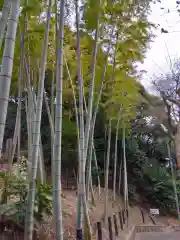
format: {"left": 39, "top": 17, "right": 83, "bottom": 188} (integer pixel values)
{"left": 128, "top": 225, "right": 165, "bottom": 240}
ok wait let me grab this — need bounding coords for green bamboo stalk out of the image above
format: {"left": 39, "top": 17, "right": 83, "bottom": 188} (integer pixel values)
{"left": 52, "top": 0, "right": 65, "bottom": 238}
{"left": 0, "top": 0, "right": 20, "bottom": 158}
{"left": 113, "top": 108, "right": 121, "bottom": 202}
{"left": 84, "top": 0, "right": 101, "bottom": 161}
{"left": 0, "top": 0, "right": 11, "bottom": 50}
{"left": 122, "top": 125, "right": 129, "bottom": 220}
{"left": 64, "top": 56, "right": 82, "bottom": 229}
{"left": 74, "top": 0, "right": 92, "bottom": 236}
{"left": 25, "top": 1, "right": 52, "bottom": 238}
{"left": 104, "top": 119, "right": 112, "bottom": 225}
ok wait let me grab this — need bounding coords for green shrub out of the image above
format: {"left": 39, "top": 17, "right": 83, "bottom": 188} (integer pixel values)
{"left": 0, "top": 158, "right": 53, "bottom": 225}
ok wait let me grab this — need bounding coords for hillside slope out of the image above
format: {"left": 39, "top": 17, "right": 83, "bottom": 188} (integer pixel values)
{"left": 38, "top": 186, "right": 180, "bottom": 239}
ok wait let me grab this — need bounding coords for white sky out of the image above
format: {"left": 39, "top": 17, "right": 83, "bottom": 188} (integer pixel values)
{"left": 140, "top": 0, "right": 180, "bottom": 92}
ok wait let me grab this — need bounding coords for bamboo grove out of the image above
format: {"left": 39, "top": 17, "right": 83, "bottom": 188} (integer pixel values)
{"left": 0, "top": 0, "right": 154, "bottom": 239}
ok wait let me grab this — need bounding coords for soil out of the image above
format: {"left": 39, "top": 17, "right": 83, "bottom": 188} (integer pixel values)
{"left": 0, "top": 185, "right": 180, "bottom": 239}
{"left": 37, "top": 187, "right": 180, "bottom": 240}
{"left": 38, "top": 187, "right": 125, "bottom": 239}
{"left": 135, "top": 232, "right": 180, "bottom": 240}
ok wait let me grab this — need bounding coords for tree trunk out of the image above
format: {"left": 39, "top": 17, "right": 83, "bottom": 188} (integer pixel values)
{"left": 86, "top": 143, "right": 93, "bottom": 201}
{"left": 167, "top": 140, "right": 180, "bottom": 220}
{"left": 118, "top": 159, "right": 122, "bottom": 195}
{"left": 0, "top": 0, "right": 11, "bottom": 50}
{"left": 175, "top": 122, "right": 180, "bottom": 169}
{"left": 104, "top": 119, "right": 111, "bottom": 225}
{"left": 9, "top": 106, "right": 19, "bottom": 170}
{"left": 25, "top": 1, "right": 52, "bottom": 239}
{"left": 0, "top": 0, "right": 20, "bottom": 158}
{"left": 24, "top": 57, "right": 45, "bottom": 183}
{"left": 64, "top": 56, "right": 83, "bottom": 230}
{"left": 12, "top": 14, "right": 26, "bottom": 165}
{"left": 25, "top": 96, "right": 31, "bottom": 177}
{"left": 75, "top": 0, "right": 92, "bottom": 237}
{"left": 52, "top": 0, "right": 65, "bottom": 238}
{"left": 113, "top": 109, "right": 121, "bottom": 202}
{"left": 92, "top": 146, "right": 101, "bottom": 196}
{"left": 122, "top": 126, "right": 128, "bottom": 213}
{"left": 50, "top": 71, "right": 55, "bottom": 181}
{"left": 83, "top": 0, "right": 101, "bottom": 161}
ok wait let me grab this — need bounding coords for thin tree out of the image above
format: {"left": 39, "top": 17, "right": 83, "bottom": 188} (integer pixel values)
{"left": 113, "top": 108, "right": 121, "bottom": 202}
{"left": 166, "top": 139, "right": 180, "bottom": 220}
{"left": 0, "top": 0, "right": 11, "bottom": 50}
{"left": 104, "top": 118, "right": 112, "bottom": 224}
{"left": 0, "top": 0, "right": 20, "bottom": 158}
{"left": 83, "top": 0, "right": 101, "bottom": 160}
{"left": 52, "top": 0, "right": 65, "bottom": 238}
{"left": 74, "top": 0, "right": 92, "bottom": 237}
{"left": 122, "top": 124, "right": 129, "bottom": 220}
{"left": 25, "top": 1, "right": 52, "bottom": 239}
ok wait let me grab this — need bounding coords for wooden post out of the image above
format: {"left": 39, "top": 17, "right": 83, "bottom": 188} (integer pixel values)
{"left": 126, "top": 209, "right": 129, "bottom": 220}
{"left": 108, "top": 216, "right": 113, "bottom": 240}
{"left": 5, "top": 139, "right": 9, "bottom": 158}
{"left": 6, "top": 138, "right": 12, "bottom": 158}
{"left": 113, "top": 214, "right": 119, "bottom": 236}
{"left": 7, "top": 138, "right": 13, "bottom": 172}
{"left": 126, "top": 208, "right": 129, "bottom": 227}
{"left": 119, "top": 211, "right": 123, "bottom": 230}
{"left": 149, "top": 215, "right": 156, "bottom": 225}
{"left": 122, "top": 209, "right": 125, "bottom": 224}
{"left": 66, "top": 168, "right": 68, "bottom": 188}
{"left": 76, "top": 228, "right": 83, "bottom": 240}
{"left": 97, "top": 221, "right": 102, "bottom": 240}
{"left": 140, "top": 208, "right": 145, "bottom": 224}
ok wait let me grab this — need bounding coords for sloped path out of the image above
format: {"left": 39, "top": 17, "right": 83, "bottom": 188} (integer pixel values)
{"left": 135, "top": 231, "right": 180, "bottom": 240}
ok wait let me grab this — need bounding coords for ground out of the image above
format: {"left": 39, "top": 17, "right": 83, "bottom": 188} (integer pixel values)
{"left": 38, "top": 186, "right": 180, "bottom": 240}
{"left": 38, "top": 187, "right": 125, "bottom": 239}
{"left": 135, "top": 232, "right": 180, "bottom": 240}
{"left": 0, "top": 173, "right": 179, "bottom": 239}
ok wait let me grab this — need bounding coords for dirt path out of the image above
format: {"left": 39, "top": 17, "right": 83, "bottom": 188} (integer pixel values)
{"left": 38, "top": 187, "right": 125, "bottom": 239}
{"left": 37, "top": 187, "right": 180, "bottom": 239}
{"left": 135, "top": 232, "right": 180, "bottom": 240}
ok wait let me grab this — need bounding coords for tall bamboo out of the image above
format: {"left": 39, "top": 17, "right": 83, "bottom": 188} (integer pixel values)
{"left": 104, "top": 119, "right": 111, "bottom": 224}
{"left": 0, "top": 0, "right": 11, "bottom": 50}
{"left": 118, "top": 158, "right": 122, "bottom": 195}
{"left": 75, "top": 0, "right": 85, "bottom": 231}
{"left": 113, "top": 108, "right": 121, "bottom": 202}
{"left": 83, "top": 94, "right": 100, "bottom": 201}
{"left": 122, "top": 125, "right": 128, "bottom": 214}
{"left": 64, "top": 56, "right": 83, "bottom": 230}
{"left": 24, "top": 59, "right": 45, "bottom": 183}
{"left": 52, "top": 0, "right": 65, "bottom": 238}
{"left": 75, "top": 0, "right": 92, "bottom": 236}
{"left": 12, "top": 13, "right": 26, "bottom": 164}
{"left": 84, "top": 0, "right": 101, "bottom": 160}
{"left": 0, "top": 0, "right": 20, "bottom": 158}
{"left": 25, "top": 1, "right": 52, "bottom": 239}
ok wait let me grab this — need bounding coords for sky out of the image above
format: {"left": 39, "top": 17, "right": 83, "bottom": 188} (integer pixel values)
{"left": 140, "top": 0, "right": 180, "bottom": 92}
